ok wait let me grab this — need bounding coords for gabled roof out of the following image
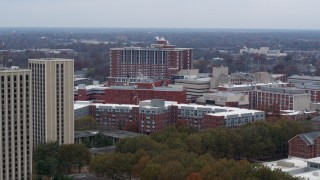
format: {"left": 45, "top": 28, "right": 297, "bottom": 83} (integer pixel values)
{"left": 294, "top": 132, "right": 320, "bottom": 145}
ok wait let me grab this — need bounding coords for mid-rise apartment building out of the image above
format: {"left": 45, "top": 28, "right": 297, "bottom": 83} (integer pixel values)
{"left": 29, "top": 58, "right": 74, "bottom": 146}
{"left": 0, "top": 67, "right": 32, "bottom": 180}
{"left": 77, "top": 99, "right": 265, "bottom": 134}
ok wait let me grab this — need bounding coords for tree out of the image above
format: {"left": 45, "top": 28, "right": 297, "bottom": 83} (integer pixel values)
{"left": 56, "top": 144, "right": 91, "bottom": 174}
{"left": 132, "top": 156, "right": 150, "bottom": 178}
{"left": 90, "top": 152, "right": 134, "bottom": 179}
{"left": 53, "top": 173, "right": 74, "bottom": 180}
{"left": 187, "top": 172, "right": 202, "bottom": 180}
{"left": 85, "top": 68, "right": 95, "bottom": 78}
{"left": 34, "top": 142, "right": 60, "bottom": 177}
{"left": 95, "top": 132, "right": 113, "bottom": 147}
{"left": 75, "top": 116, "right": 100, "bottom": 131}
{"left": 140, "top": 163, "right": 162, "bottom": 180}
{"left": 158, "top": 161, "right": 186, "bottom": 180}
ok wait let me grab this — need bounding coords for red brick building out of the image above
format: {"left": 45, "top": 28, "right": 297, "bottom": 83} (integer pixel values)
{"left": 78, "top": 100, "right": 265, "bottom": 134}
{"left": 74, "top": 83, "right": 187, "bottom": 105}
{"left": 108, "top": 37, "right": 193, "bottom": 86}
{"left": 288, "top": 131, "right": 320, "bottom": 159}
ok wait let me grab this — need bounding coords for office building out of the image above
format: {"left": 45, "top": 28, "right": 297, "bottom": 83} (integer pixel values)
{"left": 29, "top": 58, "right": 74, "bottom": 146}
{"left": 0, "top": 67, "right": 32, "bottom": 180}
{"left": 288, "top": 75, "right": 320, "bottom": 102}
{"left": 175, "top": 77, "right": 212, "bottom": 102}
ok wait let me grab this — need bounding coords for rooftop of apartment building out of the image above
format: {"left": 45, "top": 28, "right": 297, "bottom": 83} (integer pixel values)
{"left": 29, "top": 58, "right": 74, "bottom": 62}
{"left": 0, "top": 66, "right": 29, "bottom": 72}
{"left": 289, "top": 75, "right": 320, "bottom": 81}
{"left": 205, "top": 91, "right": 245, "bottom": 97}
{"left": 74, "top": 101, "right": 139, "bottom": 110}
{"left": 111, "top": 37, "right": 192, "bottom": 51}
{"left": 107, "top": 85, "right": 184, "bottom": 91}
{"left": 206, "top": 109, "right": 263, "bottom": 118}
{"left": 74, "top": 100, "right": 264, "bottom": 116}
{"left": 259, "top": 86, "right": 308, "bottom": 94}
{"left": 175, "top": 77, "right": 211, "bottom": 83}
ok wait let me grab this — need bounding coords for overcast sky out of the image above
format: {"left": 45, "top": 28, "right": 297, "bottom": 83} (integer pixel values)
{"left": 1, "top": 0, "right": 319, "bottom": 29}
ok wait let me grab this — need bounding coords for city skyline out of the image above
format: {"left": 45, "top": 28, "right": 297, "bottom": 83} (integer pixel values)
{"left": 1, "top": 0, "right": 320, "bottom": 29}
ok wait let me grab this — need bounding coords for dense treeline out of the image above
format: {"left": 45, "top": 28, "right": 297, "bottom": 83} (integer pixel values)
{"left": 34, "top": 142, "right": 91, "bottom": 179}
{"left": 90, "top": 118, "right": 311, "bottom": 179}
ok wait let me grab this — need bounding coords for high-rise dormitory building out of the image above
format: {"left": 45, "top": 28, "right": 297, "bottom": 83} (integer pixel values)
{"left": 108, "top": 37, "right": 193, "bottom": 85}
{"left": 29, "top": 58, "right": 74, "bottom": 146}
{"left": 0, "top": 67, "right": 32, "bottom": 180}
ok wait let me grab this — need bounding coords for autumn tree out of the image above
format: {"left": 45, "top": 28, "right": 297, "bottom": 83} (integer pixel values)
{"left": 56, "top": 144, "right": 91, "bottom": 174}
{"left": 75, "top": 116, "right": 100, "bottom": 131}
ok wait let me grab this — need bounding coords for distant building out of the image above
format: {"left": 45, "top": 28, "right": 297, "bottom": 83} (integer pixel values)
{"left": 175, "top": 78, "right": 212, "bottom": 102}
{"left": 197, "top": 92, "right": 249, "bottom": 108}
{"left": 29, "top": 58, "right": 74, "bottom": 146}
{"left": 288, "top": 75, "right": 320, "bottom": 102}
{"left": 74, "top": 77, "right": 92, "bottom": 86}
{"left": 256, "top": 86, "right": 311, "bottom": 112}
{"left": 311, "top": 103, "right": 320, "bottom": 112}
{"left": 109, "top": 37, "right": 193, "bottom": 86}
{"left": 240, "top": 47, "right": 287, "bottom": 57}
{"left": 0, "top": 67, "right": 32, "bottom": 180}
{"left": 288, "top": 131, "right": 320, "bottom": 159}
{"left": 217, "top": 82, "right": 312, "bottom": 112}
{"left": 212, "top": 66, "right": 228, "bottom": 78}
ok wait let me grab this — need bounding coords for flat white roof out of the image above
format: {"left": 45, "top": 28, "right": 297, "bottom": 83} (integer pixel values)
{"left": 139, "top": 100, "right": 178, "bottom": 109}
{"left": 176, "top": 77, "right": 211, "bottom": 82}
{"left": 207, "top": 109, "right": 263, "bottom": 117}
{"left": 294, "top": 170, "right": 320, "bottom": 180}
{"left": 75, "top": 84, "right": 108, "bottom": 90}
{"left": 95, "top": 103, "right": 138, "bottom": 109}
{"left": 74, "top": 101, "right": 91, "bottom": 110}
{"left": 305, "top": 157, "right": 320, "bottom": 164}
{"left": 74, "top": 101, "right": 139, "bottom": 110}
{"left": 29, "top": 58, "right": 74, "bottom": 62}
{"left": 263, "top": 157, "right": 307, "bottom": 174}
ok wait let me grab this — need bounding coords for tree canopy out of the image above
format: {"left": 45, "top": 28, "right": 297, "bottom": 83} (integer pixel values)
{"left": 34, "top": 143, "right": 91, "bottom": 178}
{"left": 90, "top": 118, "right": 309, "bottom": 179}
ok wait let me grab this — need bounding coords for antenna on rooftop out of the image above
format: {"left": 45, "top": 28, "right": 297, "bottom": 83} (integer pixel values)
{"left": 0, "top": 55, "right": 3, "bottom": 68}
{"left": 8, "top": 59, "right": 13, "bottom": 67}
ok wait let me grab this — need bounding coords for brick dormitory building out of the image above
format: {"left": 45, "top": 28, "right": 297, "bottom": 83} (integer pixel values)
{"left": 75, "top": 99, "right": 265, "bottom": 134}
{"left": 288, "top": 131, "right": 320, "bottom": 159}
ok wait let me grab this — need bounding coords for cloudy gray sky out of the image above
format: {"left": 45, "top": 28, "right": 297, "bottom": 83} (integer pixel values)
{"left": 1, "top": 0, "right": 319, "bottom": 29}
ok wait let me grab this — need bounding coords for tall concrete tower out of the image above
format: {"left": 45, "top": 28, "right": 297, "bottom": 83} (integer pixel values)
{"left": 0, "top": 67, "right": 32, "bottom": 180}
{"left": 29, "top": 58, "right": 74, "bottom": 146}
